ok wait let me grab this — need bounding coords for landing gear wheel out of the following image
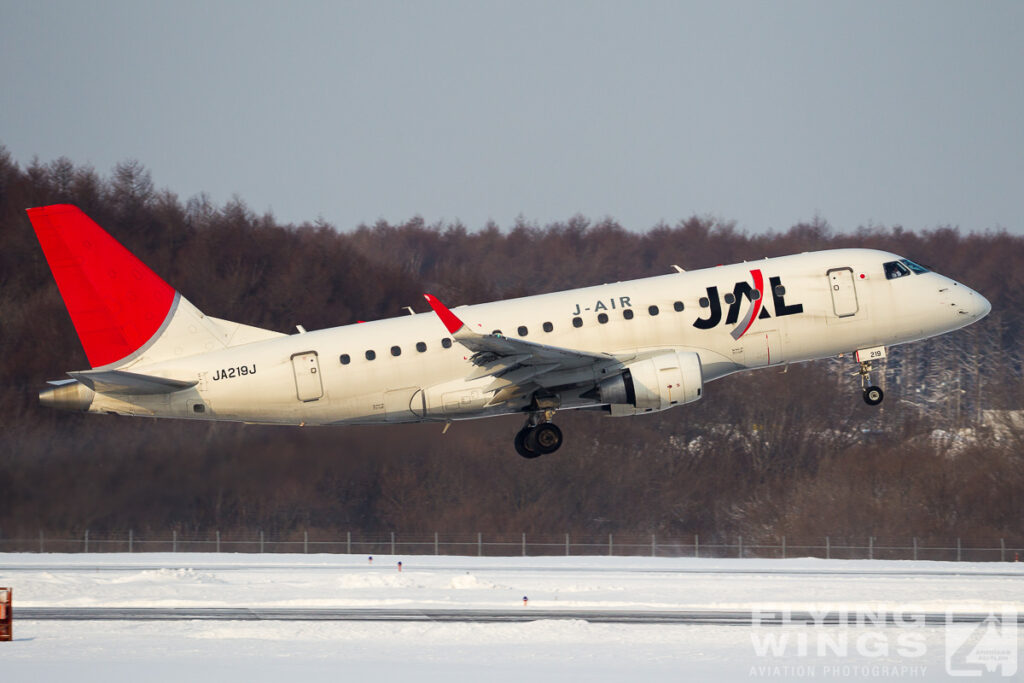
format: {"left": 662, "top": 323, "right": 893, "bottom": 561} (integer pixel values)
{"left": 527, "top": 422, "right": 563, "bottom": 455}
{"left": 855, "top": 357, "right": 885, "bottom": 407}
{"left": 515, "top": 392, "right": 563, "bottom": 459}
{"left": 515, "top": 428, "right": 542, "bottom": 459}
{"left": 863, "top": 386, "right": 884, "bottom": 406}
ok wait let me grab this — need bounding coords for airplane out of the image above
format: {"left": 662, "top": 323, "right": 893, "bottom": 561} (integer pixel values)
{"left": 28, "top": 204, "right": 991, "bottom": 458}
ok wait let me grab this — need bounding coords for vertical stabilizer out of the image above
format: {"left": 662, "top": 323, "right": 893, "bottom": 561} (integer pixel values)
{"left": 27, "top": 204, "right": 176, "bottom": 368}
{"left": 28, "top": 204, "right": 284, "bottom": 371}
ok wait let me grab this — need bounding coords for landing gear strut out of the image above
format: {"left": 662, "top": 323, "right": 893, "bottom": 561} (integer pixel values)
{"left": 857, "top": 360, "right": 884, "bottom": 406}
{"left": 514, "top": 395, "right": 564, "bottom": 458}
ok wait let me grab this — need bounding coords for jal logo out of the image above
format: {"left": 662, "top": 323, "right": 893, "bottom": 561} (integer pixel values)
{"left": 694, "top": 269, "right": 803, "bottom": 339}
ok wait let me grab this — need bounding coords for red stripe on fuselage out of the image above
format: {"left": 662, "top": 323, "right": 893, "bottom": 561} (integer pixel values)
{"left": 737, "top": 269, "right": 764, "bottom": 339}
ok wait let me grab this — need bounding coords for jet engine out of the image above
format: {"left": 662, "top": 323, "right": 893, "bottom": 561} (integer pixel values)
{"left": 596, "top": 350, "right": 703, "bottom": 416}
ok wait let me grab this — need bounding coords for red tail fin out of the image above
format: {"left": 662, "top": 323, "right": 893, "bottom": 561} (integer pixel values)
{"left": 27, "top": 204, "right": 176, "bottom": 368}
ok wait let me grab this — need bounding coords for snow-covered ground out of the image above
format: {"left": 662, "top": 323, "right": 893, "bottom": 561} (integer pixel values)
{"left": 2, "top": 554, "right": 1022, "bottom": 681}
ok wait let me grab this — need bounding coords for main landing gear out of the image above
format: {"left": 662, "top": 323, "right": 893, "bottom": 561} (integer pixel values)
{"left": 857, "top": 359, "right": 884, "bottom": 406}
{"left": 514, "top": 395, "right": 564, "bottom": 458}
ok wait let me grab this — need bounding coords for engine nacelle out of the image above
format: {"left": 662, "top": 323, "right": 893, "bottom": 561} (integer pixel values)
{"left": 597, "top": 351, "right": 703, "bottom": 416}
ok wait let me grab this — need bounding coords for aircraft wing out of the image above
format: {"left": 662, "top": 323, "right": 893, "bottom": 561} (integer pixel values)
{"left": 423, "top": 294, "right": 620, "bottom": 404}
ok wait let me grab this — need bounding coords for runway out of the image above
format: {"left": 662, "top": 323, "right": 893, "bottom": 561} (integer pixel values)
{"left": 17, "top": 607, "right": 1022, "bottom": 625}
{"left": 4, "top": 563, "right": 1022, "bottom": 578}
{"left": 6, "top": 555, "right": 1023, "bottom": 680}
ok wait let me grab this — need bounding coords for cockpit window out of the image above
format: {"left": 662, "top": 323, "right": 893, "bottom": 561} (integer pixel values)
{"left": 900, "top": 259, "right": 929, "bottom": 274}
{"left": 883, "top": 261, "right": 912, "bottom": 279}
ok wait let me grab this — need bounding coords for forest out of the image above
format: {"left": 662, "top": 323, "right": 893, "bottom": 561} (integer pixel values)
{"left": 1, "top": 146, "right": 1022, "bottom": 550}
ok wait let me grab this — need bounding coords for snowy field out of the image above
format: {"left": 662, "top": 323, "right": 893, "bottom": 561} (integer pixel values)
{"left": 2, "top": 554, "right": 1022, "bottom": 682}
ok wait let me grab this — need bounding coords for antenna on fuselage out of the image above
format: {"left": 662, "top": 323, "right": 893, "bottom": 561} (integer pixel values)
{"left": 671, "top": 265, "right": 685, "bottom": 273}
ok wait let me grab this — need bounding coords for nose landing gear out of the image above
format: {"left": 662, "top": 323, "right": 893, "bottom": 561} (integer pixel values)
{"left": 857, "top": 359, "right": 884, "bottom": 406}
{"left": 514, "top": 395, "right": 564, "bottom": 458}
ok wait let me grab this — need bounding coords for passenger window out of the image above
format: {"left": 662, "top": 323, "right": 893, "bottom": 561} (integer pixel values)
{"left": 699, "top": 297, "right": 710, "bottom": 308}
{"left": 390, "top": 345, "right": 401, "bottom": 357}
{"left": 648, "top": 305, "right": 659, "bottom": 316}
{"left": 517, "top": 325, "right": 528, "bottom": 336}
{"left": 365, "top": 350, "right": 376, "bottom": 361}
{"left": 416, "top": 342, "right": 427, "bottom": 352}
{"left": 340, "top": 354, "right": 351, "bottom": 365}
{"left": 623, "top": 309, "right": 634, "bottom": 320}
{"left": 723, "top": 293, "right": 736, "bottom": 305}
{"left": 597, "top": 313, "right": 608, "bottom": 324}
{"left": 441, "top": 338, "right": 452, "bottom": 349}
{"left": 751, "top": 290, "right": 761, "bottom": 300}
{"left": 572, "top": 317, "right": 583, "bottom": 328}
{"left": 774, "top": 285, "right": 785, "bottom": 296}
{"left": 673, "top": 301, "right": 684, "bottom": 312}
{"left": 543, "top": 322, "right": 553, "bottom": 333}
{"left": 884, "top": 261, "right": 912, "bottom": 280}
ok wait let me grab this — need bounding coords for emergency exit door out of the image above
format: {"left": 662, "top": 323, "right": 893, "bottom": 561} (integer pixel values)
{"left": 827, "top": 267, "right": 859, "bottom": 318}
{"left": 291, "top": 352, "right": 324, "bottom": 402}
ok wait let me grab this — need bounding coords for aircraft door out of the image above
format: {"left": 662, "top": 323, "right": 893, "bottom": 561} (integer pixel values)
{"left": 827, "top": 268, "right": 859, "bottom": 318}
{"left": 291, "top": 352, "right": 324, "bottom": 402}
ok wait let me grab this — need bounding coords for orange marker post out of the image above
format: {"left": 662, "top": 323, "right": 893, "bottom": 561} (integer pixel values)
{"left": 0, "top": 587, "right": 11, "bottom": 642}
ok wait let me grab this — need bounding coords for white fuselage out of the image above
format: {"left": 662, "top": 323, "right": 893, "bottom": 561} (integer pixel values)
{"left": 82, "top": 248, "right": 989, "bottom": 425}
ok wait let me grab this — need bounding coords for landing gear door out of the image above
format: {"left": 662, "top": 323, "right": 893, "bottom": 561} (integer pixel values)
{"left": 827, "top": 267, "right": 859, "bottom": 318}
{"left": 291, "top": 352, "right": 324, "bottom": 402}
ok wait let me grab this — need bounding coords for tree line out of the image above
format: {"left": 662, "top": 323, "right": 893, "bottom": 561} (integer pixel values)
{"left": 0, "top": 147, "right": 1021, "bottom": 547}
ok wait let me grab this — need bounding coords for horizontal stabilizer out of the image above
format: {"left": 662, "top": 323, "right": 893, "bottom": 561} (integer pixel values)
{"left": 68, "top": 369, "right": 197, "bottom": 395}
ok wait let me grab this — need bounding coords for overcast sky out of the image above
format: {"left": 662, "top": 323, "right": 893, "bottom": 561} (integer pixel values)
{"left": 2, "top": 1, "right": 1022, "bottom": 233}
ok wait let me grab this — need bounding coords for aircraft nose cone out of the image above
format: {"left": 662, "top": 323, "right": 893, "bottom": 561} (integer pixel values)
{"left": 957, "top": 287, "right": 991, "bottom": 320}
{"left": 974, "top": 291, "right": 992, "bottom": 319}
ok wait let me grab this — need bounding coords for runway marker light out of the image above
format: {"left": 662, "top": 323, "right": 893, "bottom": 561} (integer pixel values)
{"left": 523, "top": 596, "right": 528, "bottom": 606}
{"left": 397, "top": 561, "right": 402, "bottom": 572}
{"left": 0, "top": 587, "right": 11, "bottom": 642}
{"left": 368, "top": 556, "right": 373, "bottom": 564}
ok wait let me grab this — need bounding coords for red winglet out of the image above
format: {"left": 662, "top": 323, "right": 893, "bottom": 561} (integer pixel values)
{"left": 27, "top": 204, "right": 176, "bottom": 368}
{"left": 423, "top": 293, "right": 465, "bottom": 335}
